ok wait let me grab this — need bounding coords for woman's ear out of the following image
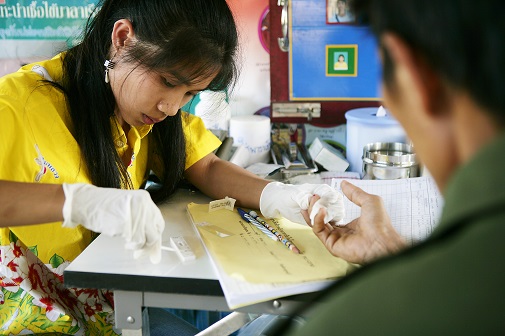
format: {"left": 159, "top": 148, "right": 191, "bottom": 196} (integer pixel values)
{"left": 382, "top": 33, "right": 449, "bottom": 117}
{"left": 111, "top": 19, "right": 135, "bottom": 50}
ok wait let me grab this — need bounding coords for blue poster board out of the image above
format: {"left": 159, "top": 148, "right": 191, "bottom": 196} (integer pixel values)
{"left": 289, "top": 0, "right": 381, "bottom": 101}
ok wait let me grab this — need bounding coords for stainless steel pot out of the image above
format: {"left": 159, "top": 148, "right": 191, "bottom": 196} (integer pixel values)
{"left": 362, "top": 142, "right": 419, "bottom": 180}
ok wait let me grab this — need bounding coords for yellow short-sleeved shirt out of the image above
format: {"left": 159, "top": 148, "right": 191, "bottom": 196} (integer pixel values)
{"left": 0, "top": 54, "right": 221, "bottom": 334}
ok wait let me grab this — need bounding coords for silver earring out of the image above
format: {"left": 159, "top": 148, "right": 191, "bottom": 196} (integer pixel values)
{"left": 103, "top": 59, "right": 116, "bottom": 83}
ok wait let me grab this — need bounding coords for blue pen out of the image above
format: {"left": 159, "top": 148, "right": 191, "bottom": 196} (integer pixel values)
{"left": 250, "top": 210, "right": 301, "bottom": 254}
{"left": 237, "top": 208, "right": 278, "bottom": 241}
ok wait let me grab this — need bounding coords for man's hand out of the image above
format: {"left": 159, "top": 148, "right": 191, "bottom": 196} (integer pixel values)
{"left": 307, "top": 180, "right": 407, "bottom": 264}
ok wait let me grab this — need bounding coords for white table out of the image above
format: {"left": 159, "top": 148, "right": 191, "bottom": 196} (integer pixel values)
{"left": 64, "top": 188, "right": 316, "bottom": 334}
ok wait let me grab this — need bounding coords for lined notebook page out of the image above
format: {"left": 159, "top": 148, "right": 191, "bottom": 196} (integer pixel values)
{"left": 332, "top": 176, "right": 444, "bottom": 245}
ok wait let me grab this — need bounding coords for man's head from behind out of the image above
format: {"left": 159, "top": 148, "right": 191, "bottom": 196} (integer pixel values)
{"left": 351, "top": 0, "right": 505, "bottom": 189}
{"left": 353, "top": 0, "right": 505, "bottom": 125}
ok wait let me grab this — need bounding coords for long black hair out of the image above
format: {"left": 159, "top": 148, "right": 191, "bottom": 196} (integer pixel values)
{"left": 61, "top": 0, "right": 238, "bottom": 202}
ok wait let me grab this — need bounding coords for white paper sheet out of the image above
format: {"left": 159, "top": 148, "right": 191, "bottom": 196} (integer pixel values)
{"left": 332, "top": 176, "right": 444, "bottom": 245}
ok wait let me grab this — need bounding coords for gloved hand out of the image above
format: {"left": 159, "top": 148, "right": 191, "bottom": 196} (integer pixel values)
{"left": 260, "top": 182, "right": 345, "bottom": 225}
{"left": 61, "top": 183, "right": 164, "bottom": 263}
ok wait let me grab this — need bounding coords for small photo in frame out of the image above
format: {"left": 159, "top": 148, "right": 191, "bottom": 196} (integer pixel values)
{"left": 326, "top": 45, "right": 358, "bottom": 76}
{"left": 327, "top": 0, "right": 355, "bottom": 24}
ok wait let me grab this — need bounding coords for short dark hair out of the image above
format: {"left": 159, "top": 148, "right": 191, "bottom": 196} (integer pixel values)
{"left": 352, "top": 0, "right": 505, "bottom": 125}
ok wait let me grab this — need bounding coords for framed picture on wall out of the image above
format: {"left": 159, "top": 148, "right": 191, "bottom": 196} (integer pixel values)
{"left": 270, "top": 0, "right": 381, "bottom": 126}
{"left": 326, "top": 45, "right": 358, "bottom": 77}
{"left": 327, "top": 0, "right": 355, "bottom": 24}
{"left": 289, "top": 1, "right": 380, "bottom": 102}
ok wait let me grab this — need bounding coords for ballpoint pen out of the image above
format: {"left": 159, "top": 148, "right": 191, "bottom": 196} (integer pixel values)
{"left": 237, "top": 208, "right": 278, "bottom": 242}
{"left": 249, "top": 210, "right": 301, "bottom": 254}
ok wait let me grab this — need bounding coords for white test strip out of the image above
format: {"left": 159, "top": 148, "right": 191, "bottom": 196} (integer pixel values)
{"left": 169, "top": 236, "right": 196, "bottom": 262}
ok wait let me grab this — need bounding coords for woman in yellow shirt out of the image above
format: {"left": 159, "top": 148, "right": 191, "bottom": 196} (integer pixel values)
{"left": 334, "top": 54, "right": 348, "bottom": 70}
{"left": 0, "top": 0, "right": 345, "bottom": 334}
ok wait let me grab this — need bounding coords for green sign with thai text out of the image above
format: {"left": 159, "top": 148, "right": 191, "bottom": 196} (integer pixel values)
{"left": 0, "top": 0, "right": 99, "bottom": 42}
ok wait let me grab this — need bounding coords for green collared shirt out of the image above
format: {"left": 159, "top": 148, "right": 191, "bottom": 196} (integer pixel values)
{"left": 285, "top": 132, "right": 505, "bottom": 336}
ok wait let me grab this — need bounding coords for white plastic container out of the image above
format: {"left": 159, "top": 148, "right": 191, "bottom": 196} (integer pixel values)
{"left": 345, "top": 107, "right": 407, "bottom": 176}
{"left": 229, "top": 115, "right": 271, "bottom": 167}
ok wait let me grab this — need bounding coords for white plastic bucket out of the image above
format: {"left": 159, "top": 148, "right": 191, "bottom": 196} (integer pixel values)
{"left": 345, "top": 107, "right": 407, "bottom": 176}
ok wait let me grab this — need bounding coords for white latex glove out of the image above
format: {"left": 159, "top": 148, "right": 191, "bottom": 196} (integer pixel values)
{"left": 260, "top": 182, "right": 345, "bottom": 226}
{"left": 62, "top": 183, "right": 164, "bottom": 263}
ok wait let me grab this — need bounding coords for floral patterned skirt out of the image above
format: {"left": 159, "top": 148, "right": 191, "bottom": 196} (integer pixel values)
{"left": 0, "top": 233, "right": 120, "bottom": 335}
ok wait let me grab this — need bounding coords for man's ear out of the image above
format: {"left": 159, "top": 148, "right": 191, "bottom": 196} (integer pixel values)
{"left": 382, "top": 33, "right": 448, "bottom": 117}
{"left": 111, "top": 19, "right": 135, "bottom": 50}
